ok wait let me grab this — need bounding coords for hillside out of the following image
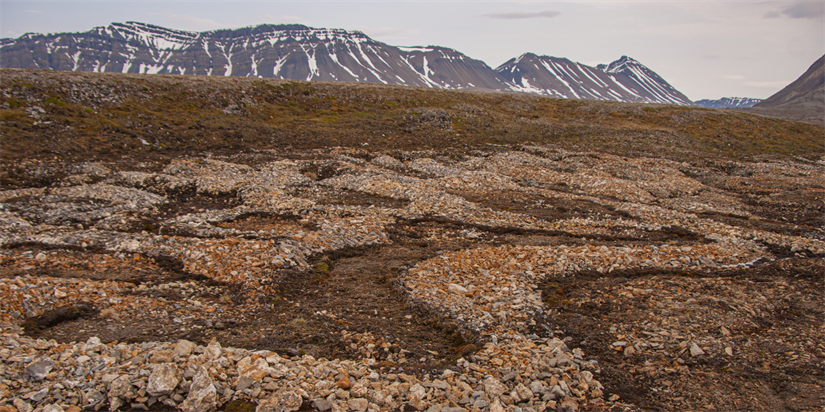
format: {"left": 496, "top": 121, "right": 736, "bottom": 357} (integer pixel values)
{"left": 0, "top": 69, "right": 823, "bottom": 412}
{"left": 740, "top": 55, "right": 825, "bottom": 125}
{"left": 1, "top": 69, "right": 821, "bottom": 169}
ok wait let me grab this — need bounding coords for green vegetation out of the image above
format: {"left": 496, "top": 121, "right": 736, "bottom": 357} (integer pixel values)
{"left": 0, "top": 69, "right": 822, "bottom": 164}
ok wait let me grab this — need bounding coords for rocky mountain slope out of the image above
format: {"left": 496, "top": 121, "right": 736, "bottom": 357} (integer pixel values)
{"left": 755, "top": 54, "right": 824, "bottom": 108}
{"left": 0, "top": 22, "right": 514, "bottom": 91}
{"left": 497, "top": 54, "right": 693, "bottom": 105}
{"left": 1, "top": 69, "right": 824, "bottom": 412}
{"left": 2, "top": 22, "right": 691, "bottom": 105}
{"left": 740, "top": 54, "right": 824, "bottom": 125}
{"left": 694, "top": 97, "right": 761, "bottom": 108}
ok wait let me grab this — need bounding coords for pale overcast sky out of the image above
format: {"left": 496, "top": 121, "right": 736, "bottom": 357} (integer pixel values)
{"left": 1, "top": 0, "right": 823, "bottom": 100}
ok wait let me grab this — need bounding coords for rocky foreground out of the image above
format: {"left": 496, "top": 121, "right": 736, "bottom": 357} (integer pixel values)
{"left": 0, "top": 145, "right": 823, "bottom": 412}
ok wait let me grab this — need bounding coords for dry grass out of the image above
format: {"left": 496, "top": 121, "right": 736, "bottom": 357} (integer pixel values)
{"left": 1, "top": 68, "right": 822, "bottom": 172}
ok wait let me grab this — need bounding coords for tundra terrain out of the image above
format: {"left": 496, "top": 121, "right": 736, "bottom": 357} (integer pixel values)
{"left": 1, "top": 69, "right": 823, "bottom": 412}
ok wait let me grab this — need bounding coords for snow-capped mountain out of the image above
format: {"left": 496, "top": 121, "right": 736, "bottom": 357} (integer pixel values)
{"left": 0, "top": 22, "right": 508, "bottom": 90}
{"left": 0, "top": 22, "right": 695, "bottom": 105}
{"left": 694, "top": 97, "right": 761, "bottom": 108}
{"left": 496, "top": 54, "right": 693, "bottom": 105}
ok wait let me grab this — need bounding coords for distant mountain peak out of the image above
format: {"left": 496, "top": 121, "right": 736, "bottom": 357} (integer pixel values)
{"left": 597, "top": 55, "right": 641, "bottom": 74}
{"left": 497, "top": 54, "right": 692, "bottom": 105}
{"left": 694, "top": 97, "right": 761, "bottom": 108}
{"left": 0, "top": 21, "right": 696, "bottom": 106}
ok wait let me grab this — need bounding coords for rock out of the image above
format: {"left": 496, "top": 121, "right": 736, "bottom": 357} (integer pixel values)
{"left": 313, "top": 399, "right": 332, "bottom": 411}
{"left": 409, "top": 383, "right": 426, "bottom": 399}
{"left": 689, "top": 343, "right": 705, "bottom": 357}
{"left": 42, "top": 405, "right": 63, "bottom": 412}
{"left": 429, "top": 380, "right": 450, "bottom": 390}
{"left": 108, "top": 375, "right": 133, "bottom": 411}
{"left": 483, "top": 377, "right": 507, "bottom": 398}
{"left": 512, "top": 383, "right": 534, "bottom": 402}
{"left": 149, "top": 350, "right": 175, "bottom": 363}
{"left": 257, "top": 391, "right": 302, "bottom": 412}
{"left": 237, "top": 356, "right": 275, "bottom": 382}
{"left": 335, "top": 375, "right": 352, "bottom": 390}
{"left": 82, "top": 336, "right": 104, "bottom": 353}
{"left": 348, "top": 398, "right": 369, "bottom": 412}
{"left": 449, "top": 283, "right": 468, "bottom": 294}
{"left": 29, "top": 387, "right": 49, "bottom": 402}
{"left": 54, "top": 290, "right": 67, "bottom": 299}
{"left": 558, "top": 399, "right": 579, "bottom": 412}
{"left": 502, "top": 371, "right": 518, "bottom": 382}
{"left": 725, "top": 347, "right": 733, "bottom": 356}
{"left": 206, "top": 340, "right": 222, "bottom": 359}
{"left": 179, "top": 366, "right": 217, "bottom": 412}
{"left": 549, "top": 385, "right": 565, "bottom": 400}
{"left": 489, "top": 398, "right": 505, "bottom": 412}
{"left": 13, "top": 399, "right": 33, "bottom": 412}
{"left": 174, "top": 340, "right": 197, "bottom": 357}
{"left": 236, "top": 376, "right": 256, "bottom": 391}
{"left": 623, "top": 346, "right": 636, "bottom": 357}
{"left": 25, "top": 360, "right": 53, "bottom": 381}
{"left": 147, "top": 363, "right": 179, "bottom": 396}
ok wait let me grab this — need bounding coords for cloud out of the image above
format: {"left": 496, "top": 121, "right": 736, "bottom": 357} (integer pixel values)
{"left": 22, "top": 10, "right": 43, "bottom": 14}
{"left": 478, "top": 10, "right": 561, "bottom": 20}
{"left": 744, "top": 80, "right": 791, "bottom": 88}
{"left": 724, "top": 75, "right": 745, "bottom": 80}
{"left": 764, "top": 1, "right": 824, "bottom": 19}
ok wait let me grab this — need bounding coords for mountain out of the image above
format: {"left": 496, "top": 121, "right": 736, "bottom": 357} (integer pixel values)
{"left": 496, "top": 54, "right": 693, "bottom": 105}
{"left": 0, "top": 22, "right": 694, "bottom": 105}
{"left": 754, "top": 54, "right": 824, "bottom": 109}
{"left": 694, "top": 97, "right": 761, "bottom": 108}
{"left": 740, "top": 54, "right": 824, "bottom": 125}
{"left": 0, "top": 22, "right": 510, "bottom": 91}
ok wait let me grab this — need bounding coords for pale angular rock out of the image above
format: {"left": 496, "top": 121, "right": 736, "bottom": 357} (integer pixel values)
{"left": 206, "top": 340, "right": 222, "bottom": 359}
{"left": 409, "top": 383, "right": 426, "bottom": 399}
{"left": 237, "top": 356, "right": 276, "bottom": 382}
{"left": 13, "top": 398, "right": 33, "bottom": 412}
{"left": 689, "top": 343, "right": 705, "bottom": 357}
{"left": 256, "top": 391, "right": 303, "bottom": 412}
{"left": 180, "top": 366, "right": 217, "bottom": 412}
{"left": 348, "top": 398, "right": 369, "bottom": 412}
{"left": 147, "top": 363, "right": 179, "bottom": 396}
{"left": 82, "top": 336, "right": 104, "bottom": 353}
{"left": 314, "top": 399, "right": 333, "bottom": 411}
{"left": 512, "top": 383, "right": 534, "bottom": 402}
{"left": 174, "top": 340, "right": 197, "bottom": 357}
{"left": 483, "top": 377, "right": 507, "bottom": 398}
{"left": 25, "top": 360, "right": 53, "bottom": 381}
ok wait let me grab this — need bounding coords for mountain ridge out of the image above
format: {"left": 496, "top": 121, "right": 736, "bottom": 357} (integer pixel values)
{"left": 694, "top": 97, "right": 761, "bottom": 108}
{"left": 0, "top": 21, "right": 749, "bottom": 107}
{"left": 739, "top": 54, "right": 824, "bottom": 125}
